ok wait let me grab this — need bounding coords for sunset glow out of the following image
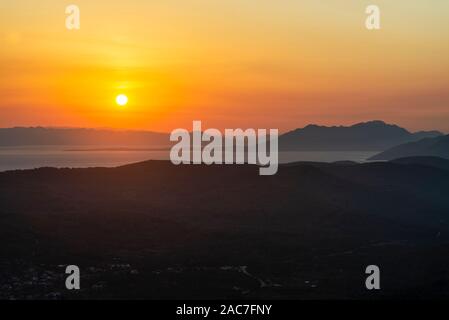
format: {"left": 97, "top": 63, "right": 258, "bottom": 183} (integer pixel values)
{"left": 1, "top": 1, "right": 448, "bottom": 132}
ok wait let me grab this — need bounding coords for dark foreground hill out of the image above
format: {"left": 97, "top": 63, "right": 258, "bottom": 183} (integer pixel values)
{"left": 370, "top": 134, "right": 449, "bottom": 160}
{"left": 279, "top": 120, "right": 441, "bottom": 151}
{"left": 391, "top": 156, "right": 449, "bottom": 172}
{"left": 1, "top": 159, "right": 449, "bottom": 299}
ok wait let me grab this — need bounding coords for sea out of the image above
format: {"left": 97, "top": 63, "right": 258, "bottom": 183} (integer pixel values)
{"left": 0, "top": 146, "right": 378, "bottom": 172}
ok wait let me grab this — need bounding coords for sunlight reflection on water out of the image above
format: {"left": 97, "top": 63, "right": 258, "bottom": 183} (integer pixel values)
{"left": 0, "top": 146, "right": 378, "bottom": 172}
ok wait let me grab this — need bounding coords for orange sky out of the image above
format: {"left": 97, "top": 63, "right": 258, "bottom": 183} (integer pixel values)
{"left": 1, "top": 0, "right": 448, "bottom": 133}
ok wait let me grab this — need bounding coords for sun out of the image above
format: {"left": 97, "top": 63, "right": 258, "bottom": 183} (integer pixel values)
{"left": 116, "top": 94, "right": 128, "bottom": 106}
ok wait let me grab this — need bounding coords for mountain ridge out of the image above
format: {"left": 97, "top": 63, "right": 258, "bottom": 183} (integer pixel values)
{"left": 279, "top": 120, "right": 442, "bottom": 151}
{"left": 0, "top": 127, "right": 169, "bottom": 147}
{"left": 370, "top": 134, "right": 449, "bottom": 160}
{"left": 0, "top": 121, "right": 443, "bottom": 152}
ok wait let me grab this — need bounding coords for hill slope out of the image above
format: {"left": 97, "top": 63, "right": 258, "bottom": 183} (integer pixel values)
{"left": 370, "top": 135, "right": 449, "bottom": 160}
{"left": 1, "top": 159, "right": 449, "bottom": 299}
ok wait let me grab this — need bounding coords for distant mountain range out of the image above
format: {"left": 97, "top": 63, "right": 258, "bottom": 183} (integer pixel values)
{"left": 0, "top": 122, "right": 443, "bottom": 153}
{"left": 0, "top": 127, "right": 169, "bottom": 147}
{"left": 279, "top": 120, "right": 442, "bottom": 151}
{"left": 370, "top": 134, "right": 449, "bottom": 160}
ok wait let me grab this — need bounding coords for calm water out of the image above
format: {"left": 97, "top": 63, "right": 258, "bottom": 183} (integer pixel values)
{"left": 0, "top": 146, "right": 378, "bottom": 172}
